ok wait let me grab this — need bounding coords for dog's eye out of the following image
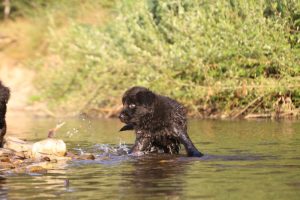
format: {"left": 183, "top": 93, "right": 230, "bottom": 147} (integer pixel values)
{"left": 129, "top": 104, "right": 136, "bottom": 109}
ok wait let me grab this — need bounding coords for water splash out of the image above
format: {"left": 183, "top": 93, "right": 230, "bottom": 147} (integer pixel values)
{"left": 93, "top": 141, "right": 130, "bottom": 156}
{"left": 66, "top": 128, "right": 79, "bottom": 138}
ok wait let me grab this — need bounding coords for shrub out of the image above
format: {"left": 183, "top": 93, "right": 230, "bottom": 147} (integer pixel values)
{"left": 35, "top": 0, "right": 300, "bottom": 117}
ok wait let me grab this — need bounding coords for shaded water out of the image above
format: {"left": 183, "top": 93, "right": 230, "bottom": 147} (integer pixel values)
{"left": 2, "top": 114, "right": 300, "bottom": 199}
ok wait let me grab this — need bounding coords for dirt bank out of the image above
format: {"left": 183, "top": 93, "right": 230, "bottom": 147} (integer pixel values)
{"left": 0, "top": 53, "right": 35, "bottom": 112}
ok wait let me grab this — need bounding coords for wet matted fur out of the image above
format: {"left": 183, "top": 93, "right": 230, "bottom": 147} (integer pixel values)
{"left": 0, "top": 81, "right": 10, "bottom": 147}
{"left": 119, "top": 86, "right": 203, "bottom": 157}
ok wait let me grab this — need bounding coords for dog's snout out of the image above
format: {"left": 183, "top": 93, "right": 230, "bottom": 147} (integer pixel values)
{"left": 119, "top": 111, "right": 128, "bottom": 122}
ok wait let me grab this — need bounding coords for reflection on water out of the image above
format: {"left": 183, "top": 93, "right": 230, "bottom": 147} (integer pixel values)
{"left": 121, "top": 155, "right": 187, "bottom": 199}
{"left": 2, "top": 114, "right": 300, "bottom": 199}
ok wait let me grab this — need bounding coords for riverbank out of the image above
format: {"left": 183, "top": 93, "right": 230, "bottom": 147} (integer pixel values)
{"left": 0, "top": 1, "right": 299, "bottom": 119}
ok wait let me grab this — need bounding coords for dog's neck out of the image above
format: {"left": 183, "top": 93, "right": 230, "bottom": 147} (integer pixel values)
{"left": 136, "top": 103, "right": 170, "bottom": 132}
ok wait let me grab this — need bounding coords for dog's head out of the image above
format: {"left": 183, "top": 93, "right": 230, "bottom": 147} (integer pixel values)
{"left": 119, "top": 86, "right": 156, "bottom": 130}
{"left": 0, "top": 82, "right": 10, "bottom": 104}
{"left": 0, "top": 81, "right": 10, "bottom": 114}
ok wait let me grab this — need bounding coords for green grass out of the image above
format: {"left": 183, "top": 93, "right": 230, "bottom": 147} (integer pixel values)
{"left": 25, "top": 0, "right": 300, "bottom": 117}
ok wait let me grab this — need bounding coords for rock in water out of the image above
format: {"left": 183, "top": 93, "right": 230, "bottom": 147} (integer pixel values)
{"left": 26, "top": 165, "right": 47, "bottom": 174}
{"left": 31, "top": 138, "right": 67, "bottom": 159}
{"left": 4, "top": 136, "right": 33, "bottom": 152}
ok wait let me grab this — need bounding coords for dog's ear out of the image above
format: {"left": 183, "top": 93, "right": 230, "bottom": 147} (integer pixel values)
{"left": 136, "top": 90, "right": 155, "bottom": 106}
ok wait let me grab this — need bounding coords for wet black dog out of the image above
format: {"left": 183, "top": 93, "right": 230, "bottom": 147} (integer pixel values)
{"left": 0, "top": 81, "right": 10, "bottom": 147}
{"left": 119, "top": 86, "right": 203, "bottom": 157}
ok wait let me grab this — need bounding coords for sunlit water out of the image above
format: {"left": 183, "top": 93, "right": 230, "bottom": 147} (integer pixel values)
{"left": 2, "top": 114, "right": 300, "bottom": 199}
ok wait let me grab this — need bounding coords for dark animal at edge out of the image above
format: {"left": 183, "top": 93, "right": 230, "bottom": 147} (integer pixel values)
{"left": 0, "top": 81, "right": 10, "bottom": 147}
{"left": 119, "top": 86, "right": 203, "bottom": 157}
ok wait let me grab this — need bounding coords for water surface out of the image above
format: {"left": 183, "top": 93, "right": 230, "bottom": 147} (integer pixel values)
{"left": 2, "top": 114, "right": 300, "bottom": 199}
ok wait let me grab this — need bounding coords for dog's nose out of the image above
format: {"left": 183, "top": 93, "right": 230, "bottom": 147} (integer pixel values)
{"left": 119, "top": 113, "right": 125, "bottom": 120}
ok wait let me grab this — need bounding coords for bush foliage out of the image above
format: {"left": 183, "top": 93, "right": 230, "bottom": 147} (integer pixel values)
{"left": 34, "top": 0, "right": 300, "bottom": 117}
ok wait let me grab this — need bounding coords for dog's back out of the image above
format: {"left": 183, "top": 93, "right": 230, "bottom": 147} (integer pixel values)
{"left": 0, "top": 81, "right": 10, "bottom": 147}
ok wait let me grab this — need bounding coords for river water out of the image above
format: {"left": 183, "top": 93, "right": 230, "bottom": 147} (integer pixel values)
{"left": 2, "top": 115, "right": 300, "bottom": 199}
